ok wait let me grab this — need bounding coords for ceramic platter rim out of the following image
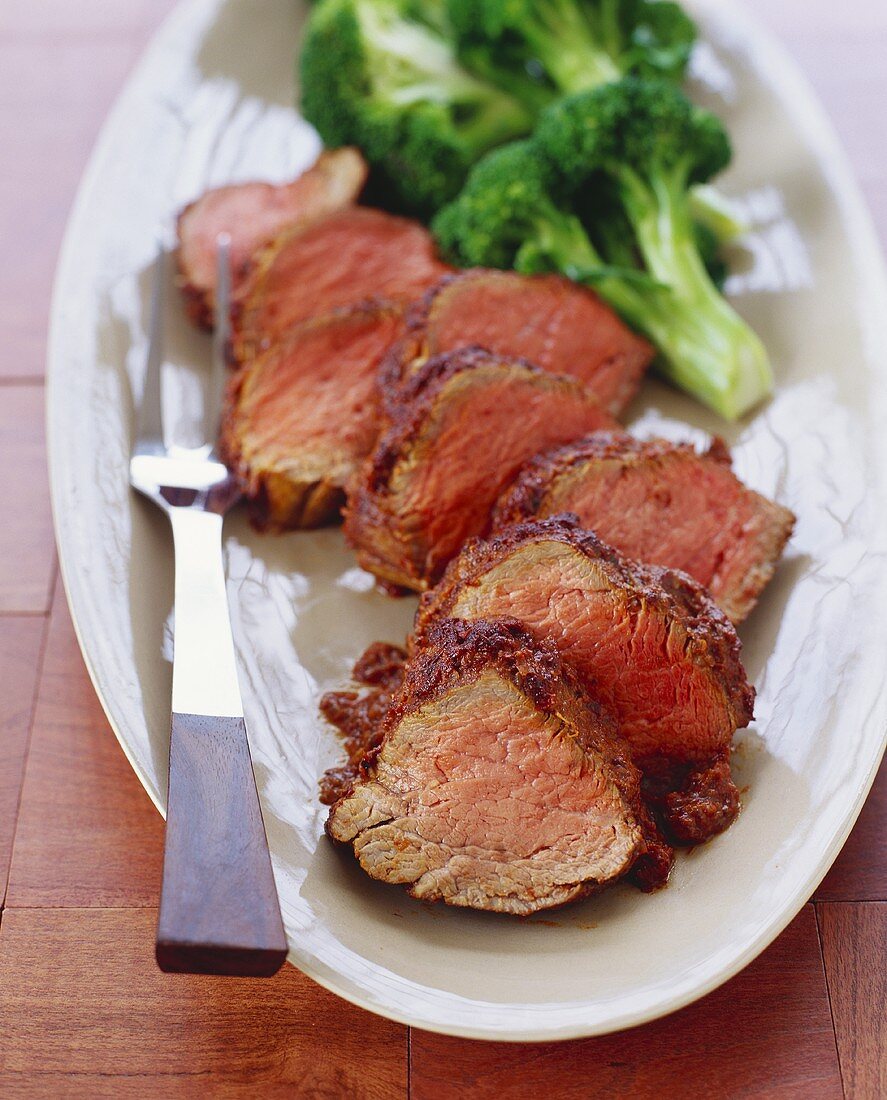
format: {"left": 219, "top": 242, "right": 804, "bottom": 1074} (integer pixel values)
{"left": 47, "top": 0, "right": 887, "bottom": 1041}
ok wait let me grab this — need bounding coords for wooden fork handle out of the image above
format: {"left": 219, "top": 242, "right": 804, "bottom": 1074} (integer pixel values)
{"left": 156, "top": 508, "right": 287, "bottom": 976}
{"left": 156, "top": 711, "right": 288, "bottom": 976}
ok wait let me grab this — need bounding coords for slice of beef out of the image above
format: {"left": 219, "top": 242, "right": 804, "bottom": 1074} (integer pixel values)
{"left": 327, "top": 618, "right": 672, "bottom": 913}
{"left": 344, "top": 348, "right": 618, "bottom": 592}
{"left": 232, "top": 207, "right": 452, "bottom": 365}
{"left": 381, "top": 270, "right": 653, "bottom": 417}
{"left": 494, "top": 433, "right": 795, "bottom": 622}
{"left": 220, "top": 302, "right": 406, "bottom": 530}
{"left": 322, "top": 642, "right": 739, "bottom": 852}
{"left": 416, "top": 515, "right": 754, "bottom": 781}
{"left": 176, "top": 148, "right": 367, "bottom": 330}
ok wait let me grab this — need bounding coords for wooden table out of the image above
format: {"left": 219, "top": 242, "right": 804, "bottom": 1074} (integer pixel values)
{"left": 0, "top": 2, "right": 884, "bottom": 1095}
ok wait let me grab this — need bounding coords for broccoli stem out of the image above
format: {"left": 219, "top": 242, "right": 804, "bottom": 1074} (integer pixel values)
{"left": 611, "top": 166, "right": 773, "bottom": 419}
{"left": 610, "top": 281, "right": 772, "bottom": 420}
{"left": 689, "top": 184, "right": 749, "bottom": 244}
{"left": 522, "top": 1, "right": 622, "bottom": 94}
{"left": 594, "top": 0, "right": 626, "bottom": 61}
{"left": 454, "top": 94, "right": 536, "bottom": 154}
{"left": 513, "top": 206, "right": 603, "bottom": 276}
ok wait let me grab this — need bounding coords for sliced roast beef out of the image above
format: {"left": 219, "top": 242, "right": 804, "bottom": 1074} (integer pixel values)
{"left": 220, "top": 302, "right": 406, "bottom": 529}
{"left": 232, "top": 207, "right": 452, "bottom": 364}
{"left": 416, "top": 516, "right": 754, "bottom": 785}
{"left": 345, "top": 349, "right": 618, "bottom": 592}
{"left": 327, "top": 618, "right": 672, "bottom": 913}
{"left": 322, "top": 638, "right": 739, "bottom": 851}
{"left": 381, "top": 270, "right": 653, "bottom": 417}
{"left": 494, "top": 433, "right": 795, "bottom": 622}
{"left": 176, "top": 148, "right": 367, "bottom": 329}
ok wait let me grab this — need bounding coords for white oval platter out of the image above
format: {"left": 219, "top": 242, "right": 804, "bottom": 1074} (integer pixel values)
{"left": 47, "top": 0, "right": 887, "bottom": 1041}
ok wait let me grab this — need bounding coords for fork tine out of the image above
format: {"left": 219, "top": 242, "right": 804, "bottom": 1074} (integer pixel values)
{"left": 135, "top": 245, "right": 166, "bottom": 452}
{"left": 205, "top": 234, "right": 231, "bottom": 450}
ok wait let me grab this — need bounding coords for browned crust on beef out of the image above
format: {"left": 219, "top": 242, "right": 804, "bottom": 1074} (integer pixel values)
{"left": 345, "top": 348, "right": 617, "bottom": 592}
{"left": 230, "top": 223, "right": 304, "bottom": 363}
{"left": 326, "top": 618, "right": 673, "bottom": 903}
{"left": 389, "top": 618, "right": 613, "bottom": 735}
{"left": 352, "top": 641, "right": 408, "bottom": 689}
{"left": 176, "top": 148, "right": 368, "bottom": 331}
{"left": 219, "top": 301, "right": 403, "bottom": 531}
{"left": 492, "top": 432, "right": 796, "bottom": 623}
{"left": 376, "top": 273, "right": 464, "bottom": 406}
{"left": 415, "top": 514, "right": 755, "bottom": 733}
{"left": 397, "top": 621, "right": 672, "bottom": 890}
{"left": 364, "top": 346, "right": 531, "bottom": 496}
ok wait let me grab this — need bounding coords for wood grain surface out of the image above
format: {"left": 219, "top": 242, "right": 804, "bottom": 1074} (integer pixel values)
{"left": 0, "top": 908, "right": 407, "bottom": 1098}
{"left": 6, "top": 585, "right": 164, "bottom": 909}
{"left": 0, "top": 387, "right": 55, "bottom": 612}
{"left": 411, "top": 906, "right": 842, "bottom": 1100}
{"left": 0, "top": 1, "right": 884, "bottom": 1096}
{"left": 819, "top": 903, "right": 887, "bottom": 1100}
{"left": 0, "top": 618, "right": 46, "bottom": 904}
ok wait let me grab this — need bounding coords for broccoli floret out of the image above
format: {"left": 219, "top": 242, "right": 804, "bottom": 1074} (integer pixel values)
{"left": 624, "top": 0, "right": 697, "bottom": 82}
{"left": 527, "top": 78, "right": 771, "bottom": 418}
{"left": 435, "top": 79, "right": 772, "bottom": 419}
{"left": 432, "top": 141, "right": 667, "bottom": 332}
{"left": 432, "top": 142, "right": 601, "bottom": 273}
{"left": 299, "top": 0, "right": 534, "bottom": 215}
{"left": 446, "top": 0, "right": 696, "bottom": 107}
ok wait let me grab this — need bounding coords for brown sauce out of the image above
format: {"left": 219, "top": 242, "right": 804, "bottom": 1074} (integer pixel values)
{"left": 318, "top": 642, "right": 406, "bottom": 805}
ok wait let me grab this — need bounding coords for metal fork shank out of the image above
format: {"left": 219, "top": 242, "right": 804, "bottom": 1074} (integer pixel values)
{"left": 156, "top": 508, "right": 287, "bottom": 976}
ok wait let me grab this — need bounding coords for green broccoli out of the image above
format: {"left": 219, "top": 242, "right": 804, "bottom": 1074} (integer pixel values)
{"left": 533, "top": 79, "right": 772, "bottom": 417}
{"left": 299, "top": 0, "right": 534, "bottom": 215}
{"left": 434, "top": 80, "right": 772, "bottom": 420}
{"left": 442, "top": 0, "right": 740, "bottom": 250}
{"left": 574, "top": 186, "right": 728, "bottom": 287}
{"left": 432, "top": 142, "right": 601, "bottom": 272}
{"left": 689, "top": 182, "right": 749, "bottom": 245}
{"left": 693, "top": 219, "right": 728, "bottom": 291}
{"left": 445, "top": 0, "right": 697, "bottom": 108}
{"left": 432, "top": 141, "right": 673, "bottom": 326}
